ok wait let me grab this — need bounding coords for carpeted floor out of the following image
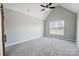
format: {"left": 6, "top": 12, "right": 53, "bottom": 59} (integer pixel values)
{"left": 5, "top": 37, "right": 77, "bottom": 56}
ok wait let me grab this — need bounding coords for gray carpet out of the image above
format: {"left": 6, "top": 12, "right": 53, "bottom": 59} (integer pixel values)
{"left": 5, "top": 37, "right": 77, "bottom": 56}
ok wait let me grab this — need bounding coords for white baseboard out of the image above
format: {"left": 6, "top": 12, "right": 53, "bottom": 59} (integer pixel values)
{"left": 5, "top": 39, "right": 31, "bottom": 47}
{"left": 5, "top": 36, "right": 43, "bottom": 47}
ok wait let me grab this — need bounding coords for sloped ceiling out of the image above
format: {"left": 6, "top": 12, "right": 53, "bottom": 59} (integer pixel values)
{"left": 3, "top": 3, "right": 79, "bottom": 20}
{"left": 59, "top": 3, "right": 79, "bottom": 13}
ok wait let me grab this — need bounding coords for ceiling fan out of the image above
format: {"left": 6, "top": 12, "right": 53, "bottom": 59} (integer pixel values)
{"left": 40, "top": 3, "right": 55, "bottom": 11}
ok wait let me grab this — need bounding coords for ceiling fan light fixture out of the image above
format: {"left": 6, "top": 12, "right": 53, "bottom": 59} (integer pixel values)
{"left": 45, "top": 8, "right": 49, "bottom": 11}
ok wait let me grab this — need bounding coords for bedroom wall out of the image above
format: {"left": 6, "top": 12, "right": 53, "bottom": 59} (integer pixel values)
{"left": 77, "top": 12, "right": 79, "bottom": 49}
{"left": 0, "top": 6, "right": 3, "bottom": 56}
{"left": 4, "top": 8, "right": 44, "bottom": 47}
{"left": 44, "top": 6, "right": 77, "bottom": 41}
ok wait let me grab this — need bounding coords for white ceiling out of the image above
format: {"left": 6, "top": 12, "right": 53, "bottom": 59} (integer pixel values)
{"left": 59, "top": 3, "right": 79, "bottom": 13}
{"left": 3, "top": 3, "right": 79, "bottom": 20}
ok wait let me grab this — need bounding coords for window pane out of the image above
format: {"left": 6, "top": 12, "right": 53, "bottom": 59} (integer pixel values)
{"left": 49, "top": 20, "right": 64, "bottom": 35}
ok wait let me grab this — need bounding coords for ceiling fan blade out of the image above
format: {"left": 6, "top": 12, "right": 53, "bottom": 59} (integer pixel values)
{"left": 41, "top": 9, "right": 45, "bottom": 11}
{"left": 49, "top": 7, "right": 55, "bottom": 9}
{"left": 46, "top": 3, "right": 52, "bottom": 7}
{"left": 49, "top": 3, "right": 52, "bottom": 6}
{"left": 40, "top": 5, "right": 45, "bottom": 7}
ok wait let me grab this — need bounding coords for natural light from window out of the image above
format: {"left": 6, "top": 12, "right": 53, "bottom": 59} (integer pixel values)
{"left": 49, "top": 20, "right": 64, "bottom": 35}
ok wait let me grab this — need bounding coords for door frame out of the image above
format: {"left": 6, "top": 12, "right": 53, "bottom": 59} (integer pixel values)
{"left": 0, "top": 3, "right": 5, "bottom": 56}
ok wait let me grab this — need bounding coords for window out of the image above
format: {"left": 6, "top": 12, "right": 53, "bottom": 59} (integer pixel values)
{"left": 49, "top": 20, "right": 64, "bottom": 35}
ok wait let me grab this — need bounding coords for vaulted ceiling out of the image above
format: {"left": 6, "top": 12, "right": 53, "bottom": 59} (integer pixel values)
{"left": 3, "top": 3, "right": 79, "bottom": 20}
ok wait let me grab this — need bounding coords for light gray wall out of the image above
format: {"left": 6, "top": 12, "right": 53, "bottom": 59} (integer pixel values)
{"left": 4, "top": 8, "right": 44, "bottom": 47}
{"left": 44, "top": 6, "right": 77, "bottom": 41}
{"left": 77, "top": 12, "right": 79, "bottom": 49}
{"left": 0, "top": 5, "right": 3, "bottom": 56}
